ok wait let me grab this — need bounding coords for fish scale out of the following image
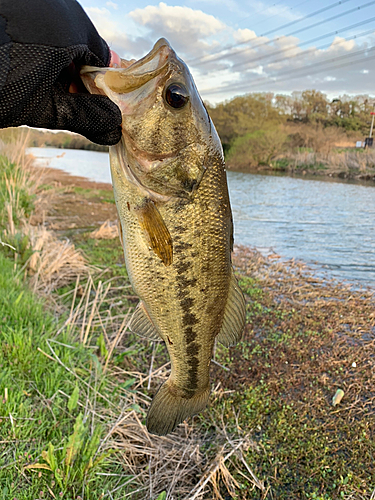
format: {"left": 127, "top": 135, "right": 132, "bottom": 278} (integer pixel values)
{"left": 81, "top": 38, "right": 245, "bottom": 436}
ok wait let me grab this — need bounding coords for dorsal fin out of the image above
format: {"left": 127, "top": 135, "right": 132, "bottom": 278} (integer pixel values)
{"left": 216, "top": 271, "right": 246, "bottom": 347}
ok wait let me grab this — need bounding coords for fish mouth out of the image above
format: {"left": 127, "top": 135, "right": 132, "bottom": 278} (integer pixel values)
{"left": 80, "top": 38, "right": 173, "bottom": 98}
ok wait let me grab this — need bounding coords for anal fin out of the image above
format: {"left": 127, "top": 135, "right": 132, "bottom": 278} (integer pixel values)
{"left": 216, "top": 270, "right": 246, "bottom": 347}
{"left": 129, "top": 302, "right": 162, "bottom": 341}
{"left": 134, "top": 198, "right": 173, "bottom": 266}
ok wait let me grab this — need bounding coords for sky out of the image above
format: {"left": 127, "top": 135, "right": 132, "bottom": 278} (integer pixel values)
{"left": 79, "top": 0, "right": 375, "bottom": 104}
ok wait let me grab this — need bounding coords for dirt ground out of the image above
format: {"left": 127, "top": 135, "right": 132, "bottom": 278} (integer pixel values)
{"left": 31, "top": 166, "right": 118, "bottom": 231}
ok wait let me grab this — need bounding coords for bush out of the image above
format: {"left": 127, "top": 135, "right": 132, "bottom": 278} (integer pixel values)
{"left": 226, "top": 128, "right": 288, "bottom": 169}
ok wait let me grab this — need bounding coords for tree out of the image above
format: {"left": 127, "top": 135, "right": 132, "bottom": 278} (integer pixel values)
{"left": 207, "top": 93, "right": 285, "bottom": 147}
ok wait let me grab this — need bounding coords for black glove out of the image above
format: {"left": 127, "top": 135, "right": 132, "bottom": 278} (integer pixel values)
{"left": 0, "top": 0, "right": 122, "bottom": 145}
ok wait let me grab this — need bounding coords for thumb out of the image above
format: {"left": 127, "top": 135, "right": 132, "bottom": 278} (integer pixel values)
{"left": 53, "top": 91, "right": 122, "bottom": 145}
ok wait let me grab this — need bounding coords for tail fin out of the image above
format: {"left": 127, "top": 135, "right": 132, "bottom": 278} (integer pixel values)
{"left": 146, "top": 381, "right": 210, "bottom": 436}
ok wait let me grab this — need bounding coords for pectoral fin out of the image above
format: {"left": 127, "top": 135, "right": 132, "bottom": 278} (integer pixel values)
{"left": 216, "top": 271, "right": 246, "bottom": 347}
{"left": 134, "top": 199, "right": 173, "bottom": 266}
{"left": 129, "top": 302, "right": 161, "bottom": 341}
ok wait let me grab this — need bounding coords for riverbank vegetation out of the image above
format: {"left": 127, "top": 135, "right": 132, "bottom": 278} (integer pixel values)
{"left": 207, "top": 91, "right": 375, "bottom": 180}
{"left": 0, "top": 131, "right": 374, "bottom": 499}
{"left": 0, "top": 126, "right": 108, "bottom": 152}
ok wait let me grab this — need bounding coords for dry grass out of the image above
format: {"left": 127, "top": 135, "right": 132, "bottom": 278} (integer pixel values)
{"left": 89, "top": 220, "right": 119, "bottom": 240}
{"left": 285, "top": 147, "right": 375, "bottom": 174}
{"left": 26, "top": 224, "right": 91, "bottom": 293}
{"left": 0, "top": 131, "right": 43, "bottom": 221}
{"left": 285, "top": 124, "right": 351, "bottom": 156}
{"left": 48, "top": 272, "right": 265, "bottom": 500}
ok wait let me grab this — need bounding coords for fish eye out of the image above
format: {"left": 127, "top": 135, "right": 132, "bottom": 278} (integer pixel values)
{"left": 165, "top": 83, "right": 189, "bottom": 109}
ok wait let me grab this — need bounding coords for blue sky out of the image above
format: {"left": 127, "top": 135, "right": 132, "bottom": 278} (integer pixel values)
{"left": 79, "top": 0, "right": 375, "bottom": 103}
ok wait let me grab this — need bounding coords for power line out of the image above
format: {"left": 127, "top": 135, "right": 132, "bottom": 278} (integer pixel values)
{"left": 188, "top": 0, "right": 354, "bottom": 65}
{"left": 201, "top": 46, "right": 375, "bottom": 97}
{"left": 194, "top": 0, "right": 375, "bottom": 68}
{"left": 235, "top": 0, "right": 311, "bottom": 30}
{"left": 206, "top": 48, "right": 373, "bottom": 95}
{"left": 248, "top": 46, "right": 374, "bottom": 88}
{"left": 261, "top": 0, "right": 353, "bottom": 37}
{"left": 228, "top": 16, "right": 375, "bottom": 71}
{"left": 257, "top": 51, "right": 375, "bottom": 90}
{"left": 190, "top": 0, "right": 375, "bottom": 71}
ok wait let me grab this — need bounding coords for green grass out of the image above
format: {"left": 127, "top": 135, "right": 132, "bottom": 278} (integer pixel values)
{"left": 74, "top": 237, "right": 127, "bottom": 277}
{"left": 0, "top": 155, "right": 35, "bottom": 227}
{"left": 272, "top": 158, "right": 290, "bottom": 170}
{"left": 0, "top": 254, "right": 130, "bottom": 499}
{"left": 70, "top": 187, "right": 115, "bottom": 204}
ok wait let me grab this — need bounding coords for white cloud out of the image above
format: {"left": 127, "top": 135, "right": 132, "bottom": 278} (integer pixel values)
{"left": 129, "top": 2, "right": 226, "bottom": 57}
{"left": 106, "top": 1, "right": 118, "bottom": 9}
{"left": 130, "top": 2, "right": 224, "bottom": 35}
{"left": 189, "top": 0, "right": 243, "bottom": 15}
{"left": 85, "top": 7, "right": 119, "bottom": 45}
{"left": 233, "top": 28, "right": 257, "bottom": 44}
{"left": 327, "top": 36, "right": 356, "bottom": 53}
{"left": 86, "top": 6, "right": 111, "bottom": 17}
{"left": 85, "top": 6, "right": 150, "bottom": 58}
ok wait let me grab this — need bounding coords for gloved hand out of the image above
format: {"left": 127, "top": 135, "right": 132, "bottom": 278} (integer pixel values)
{"left": 0, "top": 0, "right": 122, "bottom": 145}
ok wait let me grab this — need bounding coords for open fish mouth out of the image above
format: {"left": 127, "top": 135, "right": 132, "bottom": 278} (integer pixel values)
{"left": 80, "top": 38, "right": 172, "bottom": 106}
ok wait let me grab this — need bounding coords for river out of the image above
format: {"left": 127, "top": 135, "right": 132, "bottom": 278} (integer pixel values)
{"left": 29, "top": 147, "right": 375, "bottom": 288}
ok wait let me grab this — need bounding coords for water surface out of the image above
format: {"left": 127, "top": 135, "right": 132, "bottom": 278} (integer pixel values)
{"left": 29, "top": 147, "right": 375, "bottom": 287}
{"left": 229, "top": 171, "right": 375, "bottom": 287}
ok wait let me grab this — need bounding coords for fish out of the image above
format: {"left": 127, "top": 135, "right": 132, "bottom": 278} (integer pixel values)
{"left": 81, "top": 38, "right": 246, "bottom": 436}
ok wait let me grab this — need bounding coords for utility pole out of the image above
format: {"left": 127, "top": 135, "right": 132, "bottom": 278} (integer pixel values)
{"left": 370, "top": 111, "right": 375, "bottom": 138}
{"left": 365, "top": 106, "right": 375, "bottom": 148}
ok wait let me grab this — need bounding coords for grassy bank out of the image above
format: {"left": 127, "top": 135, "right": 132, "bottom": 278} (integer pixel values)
{"left": 233, "top": 146, "right": 375, "bottom": 182}
{"left": 0, "top": 143, "right": 133, "bottom": 498}
{"left": 1, "top": 138, "right": 375, "bottom": 499}
{"left": 0, "top": 253, "right": 126, "bottom": 499}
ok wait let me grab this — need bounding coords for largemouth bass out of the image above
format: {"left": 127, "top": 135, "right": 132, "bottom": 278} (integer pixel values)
{"left": 81, "top": 39, "right": 245, "bottom": 436}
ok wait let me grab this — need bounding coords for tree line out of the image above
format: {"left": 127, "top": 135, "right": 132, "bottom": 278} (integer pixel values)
{"left": 206, "top": 91, "right": 375, "bottom": 170}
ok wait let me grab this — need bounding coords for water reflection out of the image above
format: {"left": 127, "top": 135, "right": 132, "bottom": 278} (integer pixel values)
{"left": 228, "top": 171, "right": 375, "bottom": 286}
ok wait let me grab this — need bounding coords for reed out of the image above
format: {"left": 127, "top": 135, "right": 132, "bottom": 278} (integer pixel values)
{"left": 0, "top": 129, "right": 91, "bottom": 292}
